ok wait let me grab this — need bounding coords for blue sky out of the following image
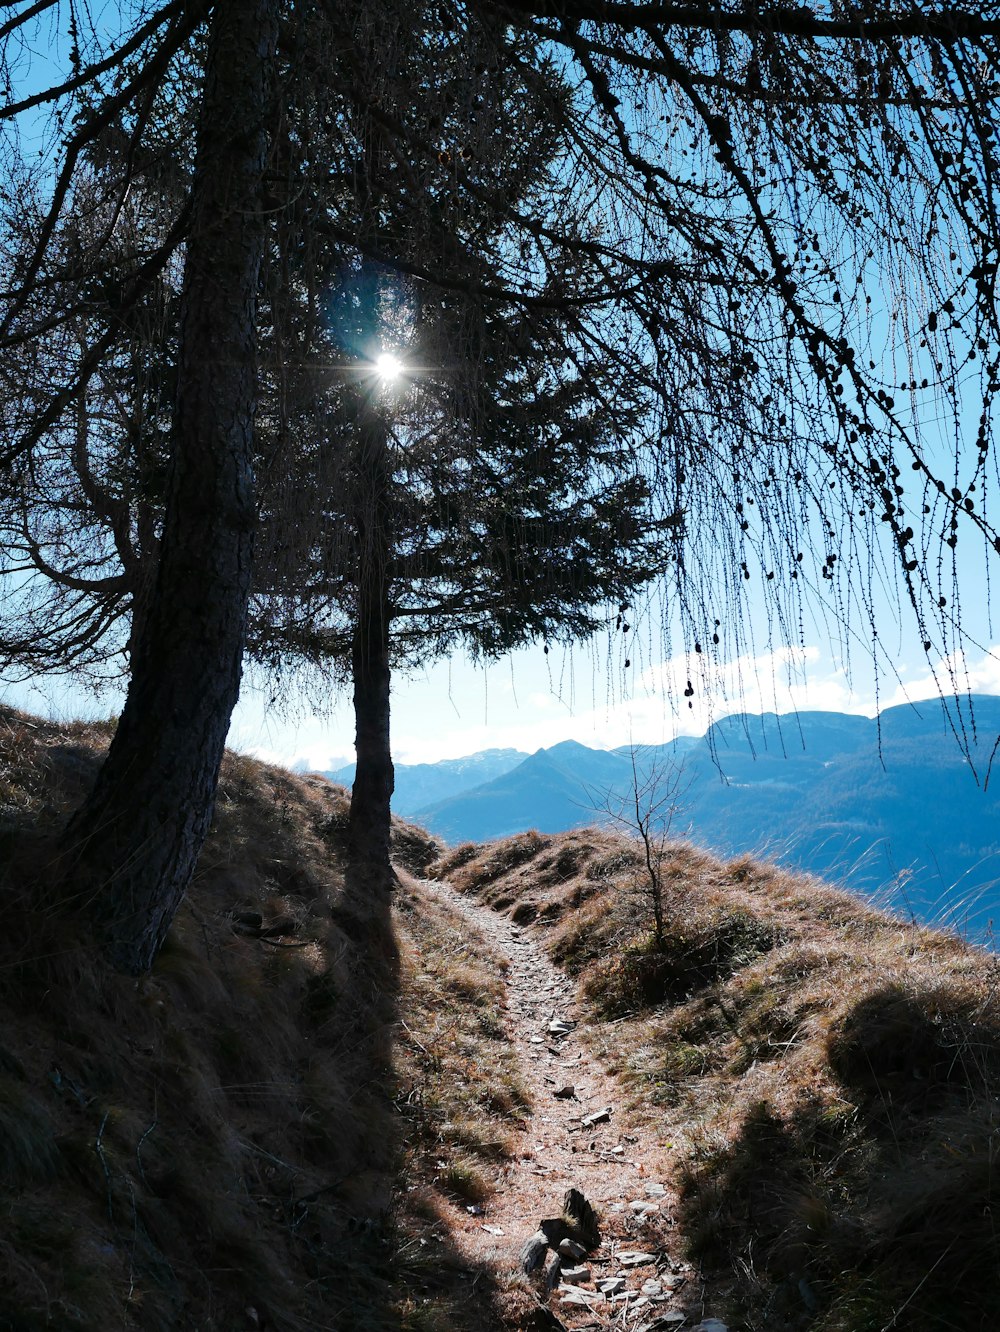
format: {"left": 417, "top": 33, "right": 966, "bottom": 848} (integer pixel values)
{"left": 230, "top": 636, "right": 1000, "bottom": 771}
{"left": 5, "top": 7, "right": 1000, "bottom": 772}
{"left": 9, "top": 623, "right": 997, "bottom": 773}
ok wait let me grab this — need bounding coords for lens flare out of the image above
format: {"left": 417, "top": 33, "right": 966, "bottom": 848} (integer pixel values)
{"left": 375, "top": 351, "right": 404, "bottom": 381}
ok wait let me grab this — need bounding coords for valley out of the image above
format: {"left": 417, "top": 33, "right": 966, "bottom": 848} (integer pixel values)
{"left": 327, "top": 694, "right": 1000, "bottom": 941}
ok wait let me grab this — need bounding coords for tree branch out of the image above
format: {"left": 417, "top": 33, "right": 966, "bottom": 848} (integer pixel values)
{"left": 0, "top": 0, "right": 194, "bottom": 123}
{"left": 501, "top": 2, "right": 1000, "bottom": 43}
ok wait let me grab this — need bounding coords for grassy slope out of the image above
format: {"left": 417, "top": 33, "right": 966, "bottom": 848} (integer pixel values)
{"left": 0, "top": 707, "right": 525, "bottom": 1332}
{"left": 433, "top": 828, "right": 1000, "bottom": 1332}
{"left": 4, "top": 704, "right": 998, "bottom": 1331}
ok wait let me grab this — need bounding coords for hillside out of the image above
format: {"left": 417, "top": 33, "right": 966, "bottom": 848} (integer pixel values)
{"left": 0, "top": 707, "right": 521, "bottom": 1331}
{"left": 414, "top": 739, "right": 677, "bottom": 843}
{"left": 434, "top": 830, "right": 1000, "bottom": 1330}
{"left": 412, "top": 697, "right": 1000, "bottom": 938}
{"left": 323, "top": 748, "right": 528, "bottom": 815}
{"left": 1, "top": 705, "right": 998, "bottom": 1330}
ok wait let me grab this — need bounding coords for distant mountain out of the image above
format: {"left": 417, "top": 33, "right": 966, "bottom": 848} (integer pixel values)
{"left": 415, "top": 736, "right": 699, "bottom": 843}
{"left": 410, "top": 697, "right": 1000, "bottom": 942}
{"left": 322, "top": 747, "right": 527, "bottom": 816}
{"left": 414, "top": 740, "right": 628, "bottom": 843}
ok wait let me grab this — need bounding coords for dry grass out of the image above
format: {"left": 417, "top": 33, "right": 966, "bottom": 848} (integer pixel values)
{"left": 390, "top": 876, "right": 529, "bottom": 1332}
{"left": 0, "top": 704, "right": 513, "bottom": 1331}
{"left": 434, "top": 827, "right": 1000, "bottom": 1332}
{"left": 6, "top": 699, "right": 998, "bottom": 1332}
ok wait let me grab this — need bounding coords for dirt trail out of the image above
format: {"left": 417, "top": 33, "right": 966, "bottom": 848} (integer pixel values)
{"left": 421, "top": 877, "right": 724, "bottom": 1331}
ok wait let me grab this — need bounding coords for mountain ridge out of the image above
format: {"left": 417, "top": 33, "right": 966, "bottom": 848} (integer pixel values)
{"left": 324, "top": 745, "right": 528, "bottom": 813}
{"left": 328, "top": 696, "right": 1000, "bottom": 939}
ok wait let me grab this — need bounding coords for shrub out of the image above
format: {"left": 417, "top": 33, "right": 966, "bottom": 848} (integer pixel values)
{"left": 585, "top": 912, "right": 783, "bottom": 1017}
{"left": 827, "top": 981, "right": 1000, "bottom": 1105}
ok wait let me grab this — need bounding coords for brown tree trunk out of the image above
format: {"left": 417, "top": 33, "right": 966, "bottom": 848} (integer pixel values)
{"left": 347, "top": 415, "right": 396, "bottom": 885}
{"left": 60, "top": 0, "right": 278, "bottom": 974}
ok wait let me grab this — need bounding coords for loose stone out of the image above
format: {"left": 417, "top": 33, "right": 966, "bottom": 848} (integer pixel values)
{"left": 597, "top": 1277, "right": 627, "bottom": 1295}
{"left": 618, "top": 1250, "right": 657, "bottom": 1267}
{"left": 560, "top": 1265, "right": 591, "bottom": 1283}
{"left": 580, "top": 1106, "right": 612, "bottom": 1127}
{"left": 559, "top": 1285, "right": 601, "bottom": 1306}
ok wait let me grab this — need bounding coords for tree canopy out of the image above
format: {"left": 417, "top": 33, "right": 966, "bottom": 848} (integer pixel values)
{"left": 4, "top": 0, "right": 1000, "bottom": 965}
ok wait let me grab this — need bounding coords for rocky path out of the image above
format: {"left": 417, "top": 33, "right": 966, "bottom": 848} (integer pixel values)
{"left": 421, "top": 878, "right": 727, "bottom": 1332}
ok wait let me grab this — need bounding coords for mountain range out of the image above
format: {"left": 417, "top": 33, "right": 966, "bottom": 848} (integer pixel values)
{"left": 324, "top": 694, "right": 1000, "bottom": 941}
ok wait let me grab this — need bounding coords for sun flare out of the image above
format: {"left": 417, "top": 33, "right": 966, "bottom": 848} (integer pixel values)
{"left": 375, "top": 351, "right": 404, "bottom": 381}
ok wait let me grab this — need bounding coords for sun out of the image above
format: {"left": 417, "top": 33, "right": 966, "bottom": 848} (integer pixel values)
{"left": 375, "top": 351, "right": 404, "bottom": 381}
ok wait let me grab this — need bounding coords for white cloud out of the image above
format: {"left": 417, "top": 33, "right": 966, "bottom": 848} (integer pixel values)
{"left": 390, "top": 645, "right": 1000, "bottom": 762}
{"left": 225, "top": 642, "right": 1000, "bottom": 770}
{"left": 876, "top": 646, "right": 1000, "bottom": 710}
{"left": 387, "top": 645, "right": 868, "bottom": 760}
{"left": 12, "top": 634, "right": 1000, "bottom": 774}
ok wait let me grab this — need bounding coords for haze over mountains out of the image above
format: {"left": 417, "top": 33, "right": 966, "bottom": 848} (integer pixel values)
{"left": 324, "top": 694, "right": 1000, "bottom": 941}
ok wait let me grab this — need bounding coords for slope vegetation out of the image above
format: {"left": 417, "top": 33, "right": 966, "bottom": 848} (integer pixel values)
{"left": 0, "top": 707, "right": 528, "bottom": 1331}
{"left": 434, "top": 828, "right": 1000, "bottom": 1331}
{"left": 3, "top": 704, "right": 997, "bottom": 1331}
{"left": 416, "top": 698, "right": 1000, "bottom": 939}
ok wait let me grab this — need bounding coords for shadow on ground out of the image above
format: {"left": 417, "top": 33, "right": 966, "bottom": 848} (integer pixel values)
{"left": 679, "top": 980, "right": 1000, "bottom": 1332}
{"left": 0, "top": 711, "right": 522, "bottom": 1330}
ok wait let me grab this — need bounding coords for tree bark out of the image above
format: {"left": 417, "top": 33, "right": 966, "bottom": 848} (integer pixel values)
{"left": 347, "top": 414, "right": 396, "bottom": 885}
{"left": 61, "top": 0, "right": 278, "bottom": 974}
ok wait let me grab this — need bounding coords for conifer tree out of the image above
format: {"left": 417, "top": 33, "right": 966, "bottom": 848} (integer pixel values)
{"left": 27, "top": 0, "right": 279, "bottom": 972}
{"left": 249, "top": 9, "right": 673, "bottom": 880}
{"left": 5, "top": 0, "right": 1000, "bottom": 965}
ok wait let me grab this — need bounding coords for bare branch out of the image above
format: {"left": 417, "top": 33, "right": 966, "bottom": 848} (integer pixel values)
{"left": 500, "top": 2, "right": 1000, "bottom": 43}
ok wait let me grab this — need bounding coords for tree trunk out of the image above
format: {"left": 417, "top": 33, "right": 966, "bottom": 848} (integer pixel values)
{"left": 60, "top": 0, "right": 278, "bottom": 974}
{"left": 348, "top": 415, "right": 396, "bottom": 884}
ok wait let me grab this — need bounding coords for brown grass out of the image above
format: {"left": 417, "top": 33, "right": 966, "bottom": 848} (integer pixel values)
{"left": 7, "top": 700, "right": 998, "bottom": 1331}
{"left": 0, "top": 704, "right": 513, "bottom": 1331}
{"left": 434, "top": 827, "right": 1000, "bottom": 1332}
{"left": 390, "top": 873, "right": 533, "bottom": 1332}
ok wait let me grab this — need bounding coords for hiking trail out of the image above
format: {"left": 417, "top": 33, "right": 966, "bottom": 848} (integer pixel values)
{"left": 420, "top": 876, "right": 727, "bottom": 1331}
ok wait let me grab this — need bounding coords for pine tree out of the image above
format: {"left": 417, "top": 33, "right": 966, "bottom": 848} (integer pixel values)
{"left": 246, "top": 8, "right": 673, "bottom": 881}
{"left": 5, "top": 0, "right": 1000, "bottom": 964}
{"left": 56, "top": 0, "right": 279, "bottom": 973}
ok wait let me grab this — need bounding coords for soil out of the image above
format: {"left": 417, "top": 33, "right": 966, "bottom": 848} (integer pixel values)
{"left": 420, "top": 877, "right": 726, "bottom": 1331}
